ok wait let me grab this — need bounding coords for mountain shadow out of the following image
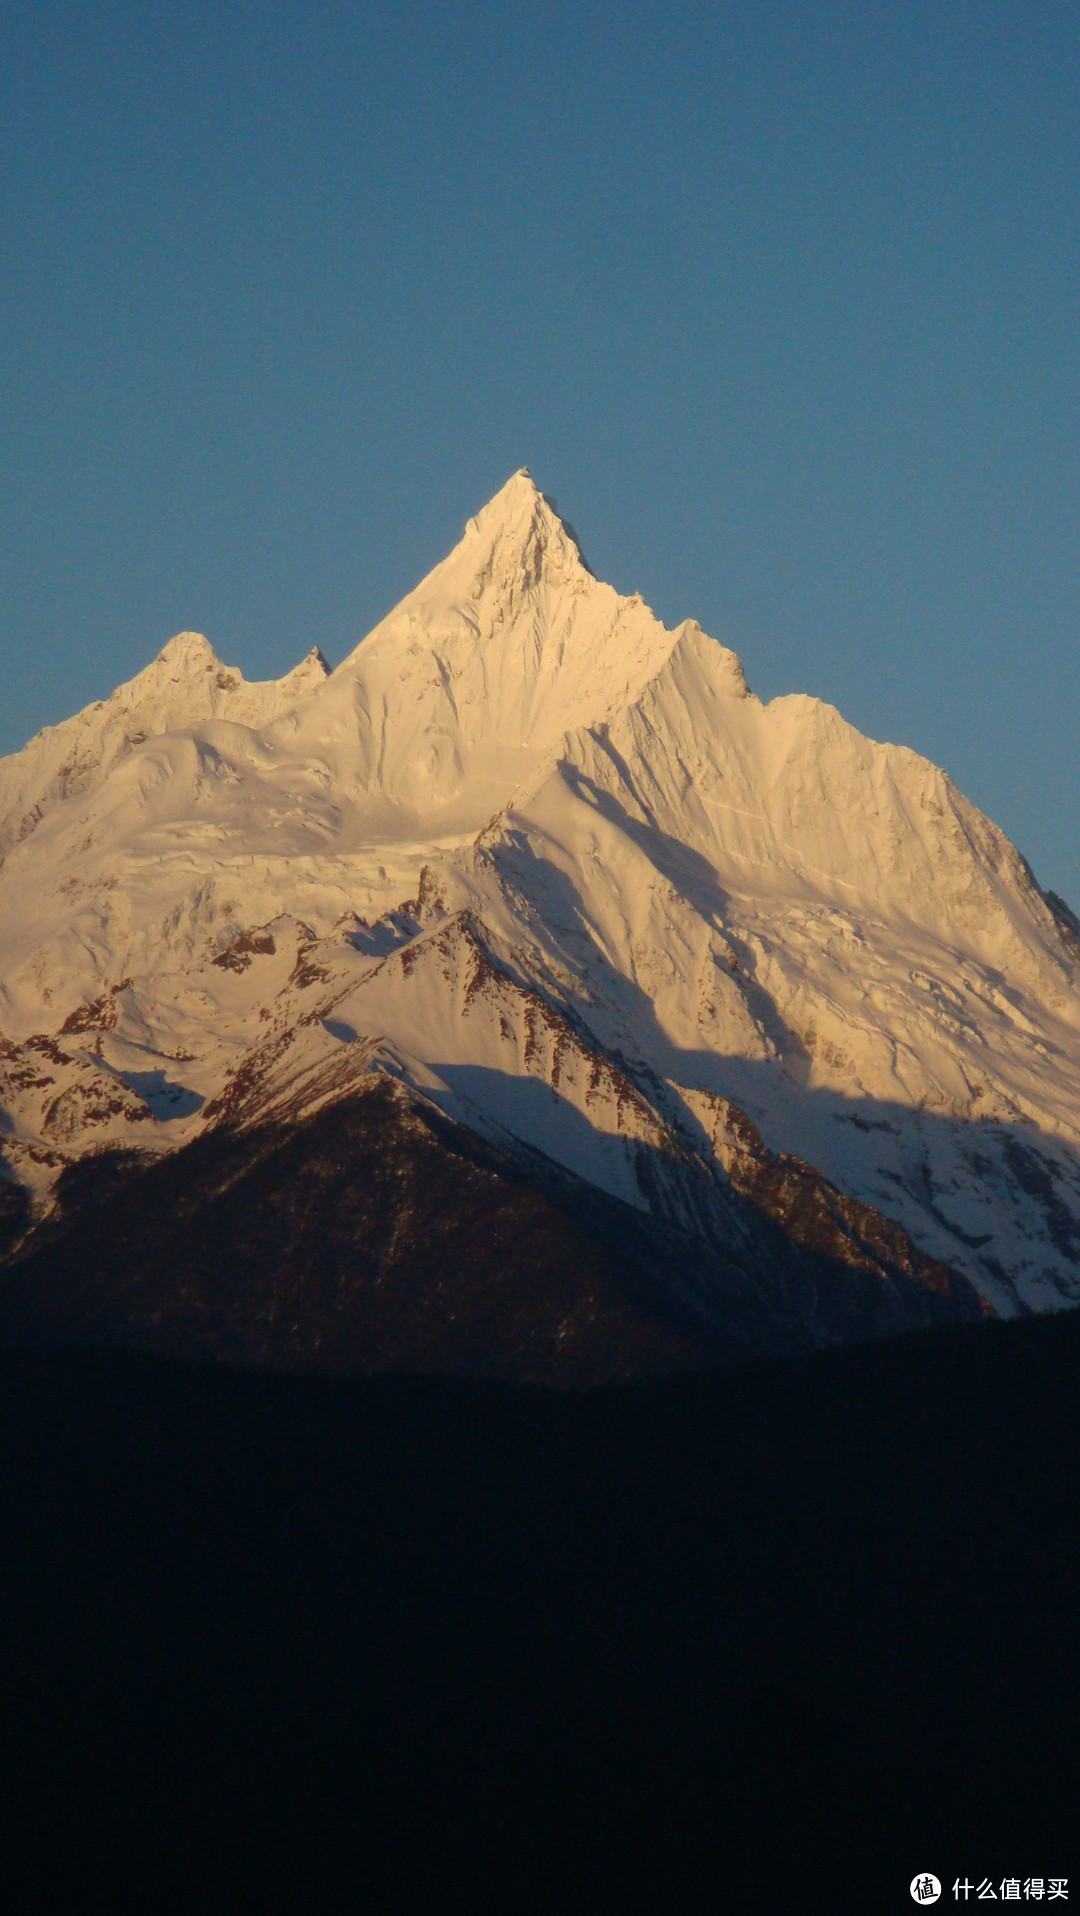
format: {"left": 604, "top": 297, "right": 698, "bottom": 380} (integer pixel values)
{"left": 492, "top": 835, "right": 1080, "bottom": 1317}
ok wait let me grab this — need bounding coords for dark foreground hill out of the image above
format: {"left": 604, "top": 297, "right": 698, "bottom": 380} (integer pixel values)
{"left": 0, "top": 1075, "right": 981, "bottom": 1381}
{"left": 1, "top": 1312, "right": 1077, "bottom": 1912}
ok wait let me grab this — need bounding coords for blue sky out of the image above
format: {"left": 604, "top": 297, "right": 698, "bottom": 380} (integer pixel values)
{"left": 2, "top": 1, "right": 1078, "bottom": 901}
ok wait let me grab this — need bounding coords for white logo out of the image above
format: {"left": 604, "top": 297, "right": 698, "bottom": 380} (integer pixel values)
{"left": 911, "top": 1879, "right": 942, "bottom": 1906}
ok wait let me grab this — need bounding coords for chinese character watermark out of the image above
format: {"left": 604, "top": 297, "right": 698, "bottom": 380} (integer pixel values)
{"left": 948, "top": 1881, "right": 1068, "bottom": 1903}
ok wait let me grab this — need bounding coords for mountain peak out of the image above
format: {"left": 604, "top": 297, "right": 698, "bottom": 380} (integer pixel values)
{"left": 0, "top": 631, "right": 335, "bottom": 862}
{"left": 466, "top": 467, "right": 541, "bottom": 526}
{"left": 156, "top": 632, "right": 221, "bottom": 673}
{"left": 461, "top": 469, "right": 591, "bottom": 579}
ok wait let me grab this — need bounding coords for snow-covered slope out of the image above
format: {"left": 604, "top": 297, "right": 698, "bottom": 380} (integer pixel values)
{"left": 1, "top": 471, "right": 1078, "bottom": 1342}
{"left": 0, "top": 632, "right": 329, "bottom": 860}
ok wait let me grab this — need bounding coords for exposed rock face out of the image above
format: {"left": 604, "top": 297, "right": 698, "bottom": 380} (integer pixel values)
{"left": 0, "top": 471, "right": 1077, "bottom": 1372}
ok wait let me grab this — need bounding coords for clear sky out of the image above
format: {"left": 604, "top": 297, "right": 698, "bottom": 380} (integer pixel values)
{"left": 2, "top": 1, "right": 1078, "bottom": 902}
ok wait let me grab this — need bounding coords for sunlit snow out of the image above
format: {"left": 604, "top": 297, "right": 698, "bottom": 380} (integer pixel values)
{"left": 2, "top": 469, "right": 1079, "bottom": 1317}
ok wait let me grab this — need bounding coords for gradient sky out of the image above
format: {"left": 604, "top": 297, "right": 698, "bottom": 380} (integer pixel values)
{"left": 2, "top": 1, "right": 1078, "bottom": 901}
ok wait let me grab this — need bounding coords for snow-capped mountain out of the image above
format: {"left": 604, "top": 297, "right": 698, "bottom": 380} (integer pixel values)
{"left": 2, "top": 470, "right": 1078, "bottom": 1370}
{"left": 0, "top": 632, "right": 330, "bottom": 862}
